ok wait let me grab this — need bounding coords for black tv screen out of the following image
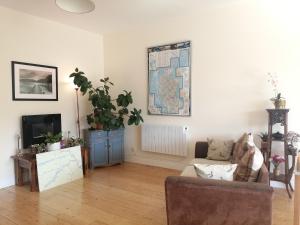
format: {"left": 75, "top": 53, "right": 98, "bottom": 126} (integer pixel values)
{"left": 22, "top": 114, "right": 61, "bottom": 148}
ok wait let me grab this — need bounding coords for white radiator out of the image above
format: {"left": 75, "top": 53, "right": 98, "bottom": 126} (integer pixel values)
{"left": 141, "top": 124, "right": 188, "bottom": 157}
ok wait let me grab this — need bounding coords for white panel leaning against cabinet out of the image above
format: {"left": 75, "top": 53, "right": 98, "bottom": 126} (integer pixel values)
{"left": 36, "top": 146, "right": 83, "bottom": 192}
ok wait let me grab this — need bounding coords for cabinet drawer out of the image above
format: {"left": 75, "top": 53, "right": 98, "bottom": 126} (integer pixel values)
{"left": 108, "top": 129, "right": 124, "bottom": 138}
{"left": 90, "top": 131, "right": 107, "bottom": 138}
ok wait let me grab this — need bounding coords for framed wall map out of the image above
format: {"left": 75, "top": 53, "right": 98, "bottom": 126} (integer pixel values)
{"left": 148, "top": 41, "right": 191, "bottom": 116}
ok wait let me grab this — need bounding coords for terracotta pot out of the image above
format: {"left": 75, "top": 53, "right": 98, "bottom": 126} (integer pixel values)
{"left": 95, "top": 123, "right": 103, "bottom": 130}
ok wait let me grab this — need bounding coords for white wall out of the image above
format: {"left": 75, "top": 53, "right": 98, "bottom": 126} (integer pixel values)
{"left": 0, "top": 6, "right": 103, "bottom": 188}
{"left": 104, "top": 0, "right": 300, "bottom": 170}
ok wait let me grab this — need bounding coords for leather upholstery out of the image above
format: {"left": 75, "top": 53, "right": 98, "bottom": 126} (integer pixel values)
{"left": 165, "top": 176, "right": 273, "bottom": 225}
{"left": 165, "top": 141, "right": 273, "bottom": 225}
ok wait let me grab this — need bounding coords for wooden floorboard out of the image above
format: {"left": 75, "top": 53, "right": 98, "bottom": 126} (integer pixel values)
{"left": 0, "top": 163, "right": 293, "bottom": 225}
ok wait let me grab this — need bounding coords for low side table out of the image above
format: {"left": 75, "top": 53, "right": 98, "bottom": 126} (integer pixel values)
{"left": 11, "top": 153, "right": 39, "bottom": 192}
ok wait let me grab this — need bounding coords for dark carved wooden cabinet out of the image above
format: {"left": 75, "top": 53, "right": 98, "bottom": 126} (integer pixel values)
{"left": 267, "top": 109, "right": 296, "bottom": 198}
{"left": 84, "top": 129, "right": 124, "bottom": 168}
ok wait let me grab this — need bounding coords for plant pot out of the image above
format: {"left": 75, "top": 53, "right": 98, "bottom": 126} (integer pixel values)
{"left": 272, "top": 99, "right": 286, "bottom": 109}
{"left": 47, "top": 142, "right": 61, "bottom": 151}
{"left": 95, "top": 123, "right": 103, "bottom": 130}
{"left": 273, "top": 167, "right": 280, "bottom": 177}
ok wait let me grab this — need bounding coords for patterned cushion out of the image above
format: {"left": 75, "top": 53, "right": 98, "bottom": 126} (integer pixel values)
{"left": 206, "top": 139, "right": 234, "bottom": 161}
{"left": 233, "top": 147, "right": 255, "bottom": 181}
{"left": 194, "top": 164, "right": 238, "bottom": 181}
{"left": 231, "top": 133, "right": 248, "bottom": 163}
{"left": 234, "top": 134, "right": 264, "bottom": 182}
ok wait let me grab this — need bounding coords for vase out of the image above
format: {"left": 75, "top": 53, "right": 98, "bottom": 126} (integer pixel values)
{"left": 273, "top": 167, "right": 280, "bottom": 177}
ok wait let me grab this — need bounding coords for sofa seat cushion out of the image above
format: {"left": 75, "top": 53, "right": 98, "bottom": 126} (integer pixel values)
{"left": 189, "top": 158, "right": 231, "bottom": 166}
{"left": 181, "top": 165, "right": 198, "bottom": 177}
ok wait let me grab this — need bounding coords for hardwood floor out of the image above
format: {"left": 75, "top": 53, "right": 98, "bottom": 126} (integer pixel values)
{"left": 0, "top": 163, "right": 294, "bottom": 225}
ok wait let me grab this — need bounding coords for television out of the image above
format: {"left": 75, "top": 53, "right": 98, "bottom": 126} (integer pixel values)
{"left": 22, "top": 114, "right": 61, "bottom": 149}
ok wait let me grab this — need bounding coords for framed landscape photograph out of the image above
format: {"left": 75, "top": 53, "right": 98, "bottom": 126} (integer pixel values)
{"left": 12, "top": 61, "right": 58, "bottom": 101}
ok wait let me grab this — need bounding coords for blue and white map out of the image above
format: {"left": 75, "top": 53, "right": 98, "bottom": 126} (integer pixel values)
{"left": 148, "top": 41, "right": 191, "bottom": 116}
{"left": 36, "top": 146, "right": 83, "bottom": 192}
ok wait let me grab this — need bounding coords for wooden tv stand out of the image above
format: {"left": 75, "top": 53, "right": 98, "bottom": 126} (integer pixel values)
{"left": 12, "top": 147, "right": 89, "bottom": 192}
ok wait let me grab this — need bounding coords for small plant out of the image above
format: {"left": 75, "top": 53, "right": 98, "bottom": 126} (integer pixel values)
{"left": 270, "top": 93, "right": 285, "bottom": 103}
{"left": 258, "top": 132, "right": 268, "bottom": 142}
{"left": 31, "top": 143, "right": 47, "bottom": 154}
{"left": 270, "top": 155, "right": 285, "bottom": 169}
{"left": 268, "top": 73, "right": 280, "bottom": 97}
{"left": 43, "top": 132, "right": 62, "bottom": 144}
{"left": 268, "top": 73, "right": 286, "bottom": 109}
{"left": 66, "top": 137, "right": 84, "bottom": 147}
{"left": 287, "top": 131, "right": 300, "bottom": 149}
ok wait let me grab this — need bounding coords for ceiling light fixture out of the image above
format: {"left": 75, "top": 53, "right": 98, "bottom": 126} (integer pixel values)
{"left": 55, "top": 0, "right": 95, "bottom": 14}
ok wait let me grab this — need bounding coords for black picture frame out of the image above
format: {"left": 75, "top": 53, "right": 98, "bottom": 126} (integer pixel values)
{"left": 12, "top": 61, "right": 58, "bottom": 101}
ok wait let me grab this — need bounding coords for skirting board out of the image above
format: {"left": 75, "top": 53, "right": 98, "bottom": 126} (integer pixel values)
{"left": 125, "top": 154, "right": 188, "bottom": 171}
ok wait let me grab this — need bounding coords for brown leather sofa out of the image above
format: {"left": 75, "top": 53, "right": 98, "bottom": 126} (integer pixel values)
{"left": 165, "top": 141, "right": 273, "bottom": 225}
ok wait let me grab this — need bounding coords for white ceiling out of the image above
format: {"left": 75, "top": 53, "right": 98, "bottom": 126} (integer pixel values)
{"left": 0, "top": 0, "right": 229, "bottom": 34}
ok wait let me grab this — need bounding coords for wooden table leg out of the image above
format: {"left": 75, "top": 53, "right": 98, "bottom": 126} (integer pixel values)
{"left": 30, "top": 162, "right": 38, "bottom": 192}
{"left": 81, "top": 148, "right": 89, "bottom": 176}
{"left": 14, "top": 159, "right": 23, "bottom": 186}
{"left": 294, "top": 158, "right": 300, "bottom": 225}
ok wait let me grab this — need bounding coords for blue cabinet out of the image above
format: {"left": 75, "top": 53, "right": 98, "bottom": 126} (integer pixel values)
{"left": 109, "top": 130, "right": 124, "bottom": 165}
{"left": 84, "top": 129, "right": 124, "bottom": 168}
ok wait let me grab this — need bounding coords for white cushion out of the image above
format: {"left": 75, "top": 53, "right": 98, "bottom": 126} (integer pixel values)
{"left": 247, "top": 134, "right": 264, "bottom": 171}
{"left": 194, "top": 163, "right": 238, "bottom": 181}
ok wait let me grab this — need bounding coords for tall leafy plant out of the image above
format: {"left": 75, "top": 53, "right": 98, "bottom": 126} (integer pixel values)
{"left": 70, "top": 68, "right": 143, "bottom": 130}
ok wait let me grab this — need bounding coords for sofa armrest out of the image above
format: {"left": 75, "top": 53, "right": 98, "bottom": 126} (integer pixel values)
{"left": 195, "top": 141, "right": 209, "bottom": 158}
{"left": 165, "top": 176, "right": 273, "bottom": 225}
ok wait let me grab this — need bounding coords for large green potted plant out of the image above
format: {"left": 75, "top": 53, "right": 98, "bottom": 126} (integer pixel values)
{"left": 70, "top": 68, "right": 143, "bottom": 130}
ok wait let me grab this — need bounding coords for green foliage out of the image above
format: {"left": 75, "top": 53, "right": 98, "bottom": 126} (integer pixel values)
{"left": 70, "top": 68, "right": 143, "bottom": 130}
{"left": 31, "top": 143, "right": 47, "bottom": 154}
{"left": 43, "top": 132, "right": 62, "bottom": 144}
{"left": 66, "top": 137, "right": 84, "bottom": 147}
